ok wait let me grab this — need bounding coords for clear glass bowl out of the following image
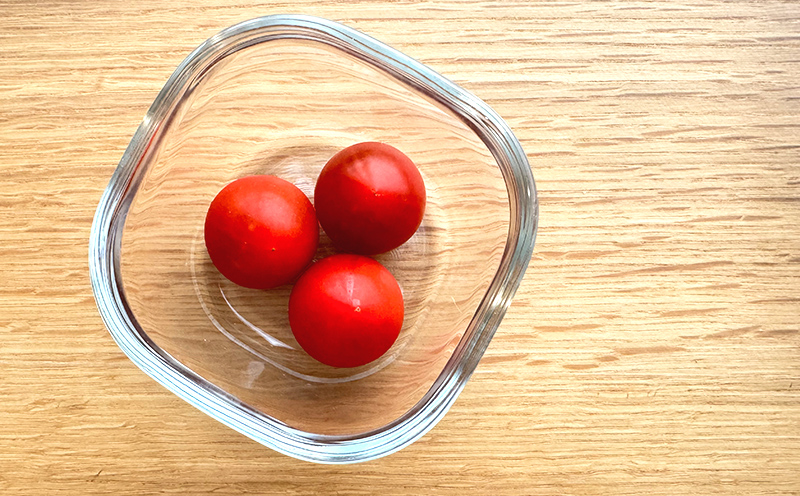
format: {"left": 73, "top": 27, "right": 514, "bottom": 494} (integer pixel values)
{"left": 89, "top": 14, "right": 538, "bottom": 464}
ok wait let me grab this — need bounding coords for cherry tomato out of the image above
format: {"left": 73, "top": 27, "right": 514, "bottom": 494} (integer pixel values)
{"left": 314, "top": 142, "right": 426, "bottom": 255}
{"left": 204, "top": 175, "right": 319, "bottom": 289}
{"left": 288, "top": 254, "right": 404, "bottom": 368}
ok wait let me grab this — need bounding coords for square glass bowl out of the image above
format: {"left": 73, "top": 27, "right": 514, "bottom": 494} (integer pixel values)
{"left": 89, "top": 15, "right": 538, "bottom": 464}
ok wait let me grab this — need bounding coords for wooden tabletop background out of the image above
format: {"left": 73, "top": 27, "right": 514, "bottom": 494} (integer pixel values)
{"left": 1, "top": 1, "right": 799, "bottom": 494}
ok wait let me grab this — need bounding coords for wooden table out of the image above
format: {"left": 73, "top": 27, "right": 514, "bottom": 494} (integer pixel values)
{"left": 2, "top": 1, "right": 798, "bottom": 494}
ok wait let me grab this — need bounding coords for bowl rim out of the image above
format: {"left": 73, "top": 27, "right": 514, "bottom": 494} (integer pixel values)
{"left": 89, "top": 13, "right": 539, "bottom": 464}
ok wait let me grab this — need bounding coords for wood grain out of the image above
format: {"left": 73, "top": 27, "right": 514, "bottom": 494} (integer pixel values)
{"left": 1, "top": 0, "right": 798, "bottom": 494}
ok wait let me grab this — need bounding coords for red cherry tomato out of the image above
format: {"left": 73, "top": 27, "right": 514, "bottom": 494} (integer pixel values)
{"left": 288, "top": 254, "right": 404, "bottom": 368}
{"left": 314, "top": 142, "right": 426, "bottom": 255}
{"left": 204, "top": 175, "right": 319, "bottom": 289}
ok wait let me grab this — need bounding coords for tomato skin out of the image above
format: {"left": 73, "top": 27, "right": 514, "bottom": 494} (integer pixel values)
{"left": 204, "top": 175, "right": 319, "bottom": 289}
{"left": 314, "top": 142, "right": 426, "bottom": 255}
{"left": 288, "top": 254, "right": 404, "bottom": 368}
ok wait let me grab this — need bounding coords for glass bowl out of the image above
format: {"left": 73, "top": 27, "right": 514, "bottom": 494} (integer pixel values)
{"left": 89, "top": 14, "right": 538, "bottom": 464}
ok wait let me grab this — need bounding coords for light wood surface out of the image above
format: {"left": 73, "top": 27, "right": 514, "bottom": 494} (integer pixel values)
{"left": 2, "top": 1, "right": 799, "bottom": 494}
